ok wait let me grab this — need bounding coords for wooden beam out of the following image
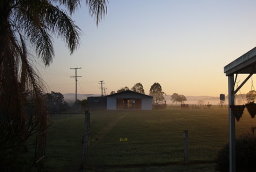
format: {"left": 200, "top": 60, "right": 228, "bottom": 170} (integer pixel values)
{"left": 228, "top": 75, "right": 236, "bottom": 172}
{"left": 234, "top": 73, "right": 253, "bottom": 94}
{"left": 234, "top": 74, "right": 238, "bottom": 86}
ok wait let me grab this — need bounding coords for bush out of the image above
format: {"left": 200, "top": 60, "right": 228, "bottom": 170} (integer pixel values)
{"left": 216, "top": 133, "right": 256, "bottom": 172}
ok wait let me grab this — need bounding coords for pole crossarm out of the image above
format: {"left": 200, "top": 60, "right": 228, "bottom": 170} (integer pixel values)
{"left": 71, "top": 76, "right": 82, "bottom": 78}
{"left": 233, "top": 73, "right": 253, "bottom": 95}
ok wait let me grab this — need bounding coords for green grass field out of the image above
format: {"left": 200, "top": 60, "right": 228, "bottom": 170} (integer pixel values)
{"left": 44, "top": 106, "right": 256, "bottom": 171}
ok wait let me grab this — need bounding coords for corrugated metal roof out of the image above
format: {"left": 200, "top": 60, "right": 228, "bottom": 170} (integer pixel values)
{"left": 224, "top": 47, "right": 256, "bottom": 75}
{"left": 107, "top": 90, "right": 152, "bottom": 98}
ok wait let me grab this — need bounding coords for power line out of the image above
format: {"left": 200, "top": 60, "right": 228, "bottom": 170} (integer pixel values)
{"left": 70, "top": 67, "right": 82, "bottom": 102}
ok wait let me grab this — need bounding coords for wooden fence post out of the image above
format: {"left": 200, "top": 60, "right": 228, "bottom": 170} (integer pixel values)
{"left": 82, "top": 110, "right": 90, "bottom": 168}
{"left": 183, "top": 130, "right": 189, "bottom": 163}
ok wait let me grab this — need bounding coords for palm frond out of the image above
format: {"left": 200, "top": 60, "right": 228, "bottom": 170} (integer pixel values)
{"left": 19, "top": 33, "right": 44, "bottom": 95}
{"left": 15, "top": 0, "right": 79, "bottom": 65}
{"left": 86, "top": 0, "right": 108, "bottom": 25}
{"left": 19, "top": 34, "right": 47, "bottom": 133}
{"left": 0, "top": 30, "right": 25, "bottom": 148}
{"left": 42, "top": 3, "right": 80, "bottom": 55}
{"left": 53, "top": 0, "right": 81, "bottom": 14}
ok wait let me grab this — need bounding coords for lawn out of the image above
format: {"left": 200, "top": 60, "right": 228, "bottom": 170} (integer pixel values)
{"left": 44, "top": 106, "right": 256, "bottom": 171}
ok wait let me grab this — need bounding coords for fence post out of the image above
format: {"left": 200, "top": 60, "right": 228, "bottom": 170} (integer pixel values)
{"left": 183, "top": 130, "right": 189, "bottom": 163}
{"left": 82, "top": 110, "right": 90, "bottom": 168}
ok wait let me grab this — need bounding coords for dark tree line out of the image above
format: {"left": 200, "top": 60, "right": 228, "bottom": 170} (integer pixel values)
{"left": 44, "top": 92, "right": 69, "bottom": 114}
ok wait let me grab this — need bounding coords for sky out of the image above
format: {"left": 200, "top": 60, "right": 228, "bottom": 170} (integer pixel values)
{"left": 38, "top": 0, "right": 256, "bottom": 96}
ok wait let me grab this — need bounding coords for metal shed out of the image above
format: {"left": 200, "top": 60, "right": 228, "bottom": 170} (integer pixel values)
{"left": 87, "top": 96, "right": 107, "bottom": 110}
{"left": 106, "top": 90, "right": 153, "bottom": 110}
{"left": 224, "top": 47, "right": 256, "bottom": 172}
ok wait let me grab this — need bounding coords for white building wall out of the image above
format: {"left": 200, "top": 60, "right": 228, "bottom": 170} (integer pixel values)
{"left": 141, "top": 98, "right": 153, "bottom": 110}
{"left": 107, "top": 97, "right": 116, "bottom": 110}
{"left": 107, "top": 92, "right": 153, "bottom": 110}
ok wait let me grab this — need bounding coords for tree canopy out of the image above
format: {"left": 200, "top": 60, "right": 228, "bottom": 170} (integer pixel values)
{"left": 149, "top": 82, "right": 165, "bottom": 104}
{"left": 131, "top": 83, "right": 145, "bottom": 94}
{"left": 246, "top": 90, "right": 256, "bottom": 103}
{"left": 117, "top": 86, "right": 129, "bottom": 93}
{"left": 171, "top": 93, "right": 187, "bottom": 105}
{"left": 110, "top": 91, "right": 116, "bottom": 95}
{"left": 44, "top": 91, "right": 68, "bottom": 114}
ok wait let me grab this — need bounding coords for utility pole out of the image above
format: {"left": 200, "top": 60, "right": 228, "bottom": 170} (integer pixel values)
{"left": 103, "top": 87, "right": 107, "bottom": 96}
{"left": 70, "top": 67, "right": 82, "bottom": 102}
{"left": 99, "top": 81, "right": 104, "bottom": 96}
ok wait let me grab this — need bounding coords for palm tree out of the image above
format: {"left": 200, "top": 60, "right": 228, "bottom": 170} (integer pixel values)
{"left": 0, "top": 0, "right": 107, "bottom": 165}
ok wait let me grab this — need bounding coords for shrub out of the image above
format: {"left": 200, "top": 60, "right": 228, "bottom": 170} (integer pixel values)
{"left": 216, "top": 133, "right": 256, "bottom": 172}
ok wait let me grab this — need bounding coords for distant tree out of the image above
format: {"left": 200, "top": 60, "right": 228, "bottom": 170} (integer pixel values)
{"left": 178, "top": 95, "right": 187, "bottom": 105}
{"left": 131, "top": 83, "right": 145, "bottom": 94}
{"left": 110, "top": 91, "right": 116, "bottom": 95}
{"left": 80, "top": 99, "right": 88, "bottom": 110}
{"left": 246, "top": 90, "right": 256, "bottom": 103}
{"left": 171, "top": 93, "right": 179, "bottom": 104}
{"left": 149, "top": 83, "right": 165, "bottom": 104}
{"left": 171, "top": 93, "right": 187, "bottom": 105}
{"left": 44, "top": 91, "right": 68, "bottom": 113}
{"left": 80, "top": 99, "right": 88, "bottom": 106}
{"left": 117, "top": 86, "right": 129, "bottom": 93}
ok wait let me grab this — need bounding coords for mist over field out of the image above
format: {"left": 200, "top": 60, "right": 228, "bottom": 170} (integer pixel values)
{"left": 64, "top": 93, "right": 227, "bottom": 105}
{"left": 165, "top": 95, "right": 221, "bottom": 105}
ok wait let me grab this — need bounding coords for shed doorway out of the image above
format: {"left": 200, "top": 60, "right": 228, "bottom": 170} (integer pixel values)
{"left": 117, "top": 98, "right": 142, "bottom": 110}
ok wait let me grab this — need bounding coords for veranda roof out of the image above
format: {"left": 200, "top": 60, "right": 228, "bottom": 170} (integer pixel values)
{"left": 224, "top": 47, "right": 256, "bottom": 75}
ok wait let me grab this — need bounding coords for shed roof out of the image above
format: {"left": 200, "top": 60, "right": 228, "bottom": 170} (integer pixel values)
{"left": 224, "top": 47, "right": 256, "bottom": 75}
{"left": 107, "top": 90, "right": 152, "bottom": 98}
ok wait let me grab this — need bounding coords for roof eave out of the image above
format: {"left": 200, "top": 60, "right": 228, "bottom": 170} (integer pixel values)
{"left": 107, "top": 90, "right": 152, "bottom": 98}
{"left": 224, "top": 47, "right": 256, "bottom": 76}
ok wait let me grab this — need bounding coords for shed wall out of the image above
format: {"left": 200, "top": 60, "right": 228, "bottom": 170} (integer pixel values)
{"left": 107, "top": 97, "right": 116, "bottom": 110}
{"left": 107, "top": 97, "right": 152, "bottom": 110}
{"left": 142, "top": 98, "right": 153, "bottom": 110}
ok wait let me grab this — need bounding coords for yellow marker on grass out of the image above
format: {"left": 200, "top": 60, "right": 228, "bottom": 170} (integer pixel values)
{"left": 119, "top": 137, "right": 128, "bottom": 142}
